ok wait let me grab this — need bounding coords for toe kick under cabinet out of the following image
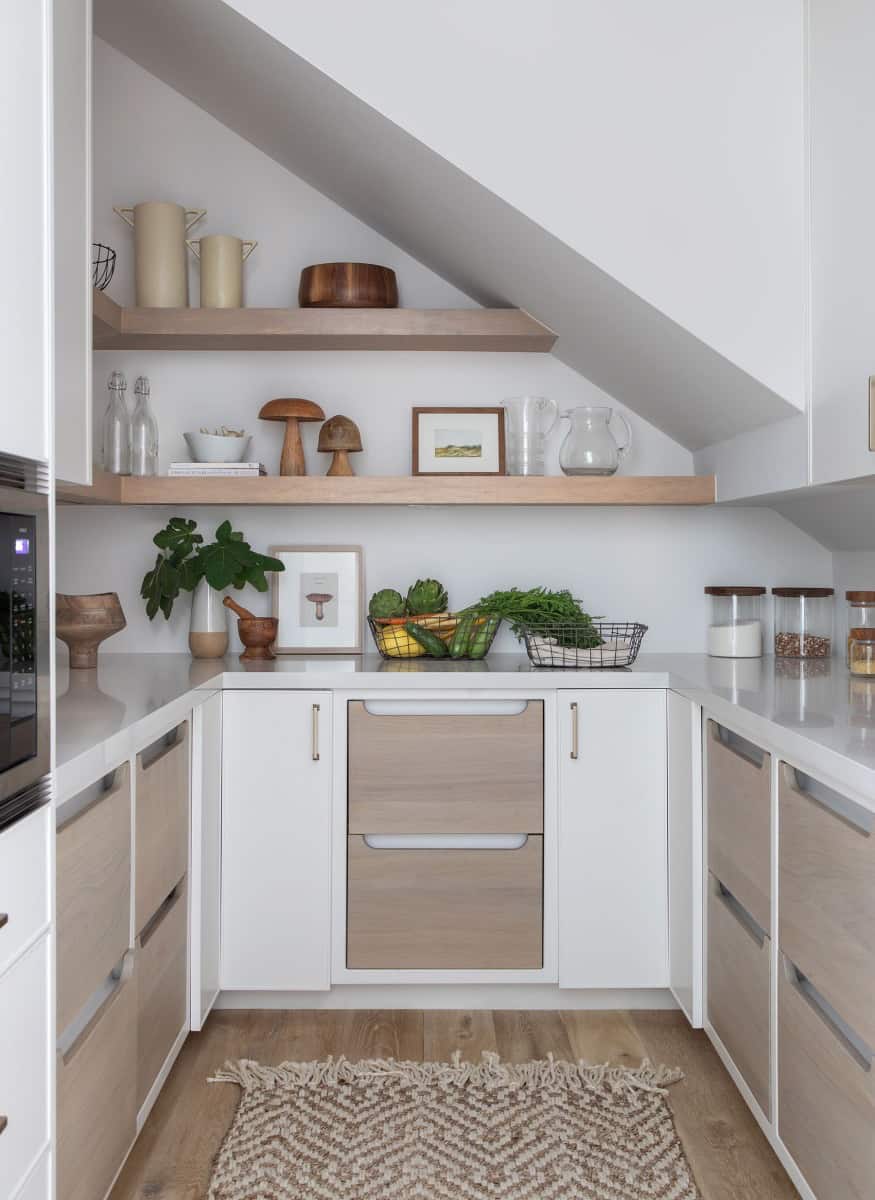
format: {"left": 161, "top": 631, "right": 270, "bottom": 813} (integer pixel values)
{"left": 347, "top": 699, "right": 544, "bottom": 970}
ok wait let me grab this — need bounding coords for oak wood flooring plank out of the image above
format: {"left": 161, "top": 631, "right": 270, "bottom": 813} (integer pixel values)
{"left": 559, "top": 1009, "right": 648, "bottom": 1067}
{"left": 423, "top": 1010, "right": 498, "bottom": 1061}
{"left": 332, "top": 1008, "right": 424, "bottom": 1061}
{"left": 492, "top": 1009, "right": 575, "bottom": 1062}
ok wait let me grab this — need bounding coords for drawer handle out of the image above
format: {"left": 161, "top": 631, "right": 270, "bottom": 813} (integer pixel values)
{"left": 363, "top": 833, "right": 529, "bottom": 850}
{"left": 138, "top": 882, "right": 183, "bottom": 948}
{"left": 57, "top": 763, "right": 128, "bottom": 831}
{"left": 58, "top": 951, "right": 135, "bottom": 1064}
{"left": 139, "top": 722, "right": 187, "bottom": 771}
{"left": 0, "top": 913, "right": 7, "bottom": 931}
{"left": 709, "top": 720, "right": 765, "bottom": 769}
{"left": 0, "top": 1115, "right": 7, "bottom": 1136}
{"left": 712, "top": 876, "right": 766, "bottom": 947}
{"left": 782, "top": 764, "right": 873, "bottom": 836}
{"left": 570, "top": 701, "right": 579, "bottom": 760}
{"left": 784, "top": 958, "right": 873, "bottom": 1073}
{"left": 312, "top": 704, "right": 320, "bottom": 761}
{"left": 361, "top": 700, "right": 530, "bottom": 717}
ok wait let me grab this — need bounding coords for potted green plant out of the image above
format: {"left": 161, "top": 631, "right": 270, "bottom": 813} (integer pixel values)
{"left": 141, "top": 517, "right": 284, "bottom": 657}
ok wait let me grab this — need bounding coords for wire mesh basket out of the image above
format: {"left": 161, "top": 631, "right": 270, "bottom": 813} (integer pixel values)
{"left": 521, "top": 621, "right": 648, "bottom": 668}
{"left": 92, "top": 243, "right": 117, "bottom": 291}
{"left": 368, "top": 613, "right": 501, "bottom": 660}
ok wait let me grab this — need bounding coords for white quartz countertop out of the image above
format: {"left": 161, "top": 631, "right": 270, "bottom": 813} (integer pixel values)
{"left": 55, "top": 652, "right": 875, "bottom": 806}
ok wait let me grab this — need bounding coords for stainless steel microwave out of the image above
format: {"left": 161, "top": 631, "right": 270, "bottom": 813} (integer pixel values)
{"left": 0, "top": 476, "right": 49, "bottom": 829}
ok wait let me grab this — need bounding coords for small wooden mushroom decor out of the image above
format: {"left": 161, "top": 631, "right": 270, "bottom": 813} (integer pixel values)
{"left": 317, "top": 414, "right": 362, "bottom": 476}
{"left": 258, "top": 397, "right": 325, "bottom": 476}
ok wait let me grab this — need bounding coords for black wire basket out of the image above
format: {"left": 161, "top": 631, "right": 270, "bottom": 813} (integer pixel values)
{"left": 521, "top": 621, "right": 648, "bottom": 668}
{"left": 92, "top": 243, "right": 117, "bottom": 291}
{"left": 368, "top": 613, "right": 501, "bottom": 660}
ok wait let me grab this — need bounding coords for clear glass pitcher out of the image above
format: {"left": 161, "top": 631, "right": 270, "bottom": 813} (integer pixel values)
{"left": 501, "top": 396, "right": 558, "bottom": 476}
{"left": 559, "top": 405, "right": 632, "bottom": 476}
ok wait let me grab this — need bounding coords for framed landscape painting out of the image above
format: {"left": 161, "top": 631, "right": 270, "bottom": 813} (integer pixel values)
{"left": 270, "top": 545, "right": 363, "bottom": 653}
{"left": 412, "top": 407, "right": 506, "bottom": 475}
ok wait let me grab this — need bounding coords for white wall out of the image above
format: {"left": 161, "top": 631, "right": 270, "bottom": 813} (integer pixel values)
{"left": 227, "top": 0, "right": 807, "bottom": 409}
{"left": 832, "top": 552, "right": 875, "bottom": 601}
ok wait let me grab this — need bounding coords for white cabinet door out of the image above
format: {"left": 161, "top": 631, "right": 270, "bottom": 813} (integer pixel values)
{"left": 667, "top": 691, "right": 703, "bottom": 1026}
{"left": 221, "top": 691, "right": 331, "bottom": 990}
{"left": 53, "top": 0, "right": 92, "bottom": 485}
{"left": 0, "top": 1, "right": 51, "bottom": 464}
{"left": 558, "top": 690, "right": 668, "bottom": 989}
{"left": 190, "top": 694, "right": 222, "bottom": 1028}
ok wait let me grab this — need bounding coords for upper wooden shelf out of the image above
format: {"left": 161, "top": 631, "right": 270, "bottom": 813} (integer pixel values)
{"left": 92, "top": 289, "right": 556, "bottom": 352}
{"left": 57, "top": 472, "right": 715, "bottom": 507}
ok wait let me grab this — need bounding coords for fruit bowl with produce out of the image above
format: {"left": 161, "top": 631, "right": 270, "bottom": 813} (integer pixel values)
{"left": 368, "top": 579, "right": 501, "bottom": 660}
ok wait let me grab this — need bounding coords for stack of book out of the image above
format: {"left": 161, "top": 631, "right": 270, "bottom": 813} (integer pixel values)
{"left": 168, "top": 462, "right": 266, "bottom": 478}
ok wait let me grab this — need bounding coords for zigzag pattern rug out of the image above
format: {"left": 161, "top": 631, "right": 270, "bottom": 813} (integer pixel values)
{"left": 208, "top": 1053, "right": 700, "bottom": 1199}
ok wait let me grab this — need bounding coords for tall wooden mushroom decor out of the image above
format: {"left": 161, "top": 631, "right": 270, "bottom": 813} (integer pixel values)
{"left": 258, "top": 397, "right": 325, "bottom": 476}
{"left": 317, "top": 414, "right": 363, "bottom": 476}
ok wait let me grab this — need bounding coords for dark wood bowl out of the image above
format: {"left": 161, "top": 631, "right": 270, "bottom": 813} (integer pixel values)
{"left": 56, "top": 592, "right": 126, "bottom": 669}
{"left": 236, "top": 616, "right": 278, "bottom": 661}
{"left": 299, "top": 262, "right": 398, "bottom": 308}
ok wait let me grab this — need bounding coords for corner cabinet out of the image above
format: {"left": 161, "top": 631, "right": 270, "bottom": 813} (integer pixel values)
{"left": 221, "top": 690, "right": 332, "bottom": 991}
{"left": 558, "top": 690, "right": 668, "bottom": 989}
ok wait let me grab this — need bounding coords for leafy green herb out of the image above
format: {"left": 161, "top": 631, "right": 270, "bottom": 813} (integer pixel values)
{"left": 461, "top": 586, "right": 601, "bottom": 647}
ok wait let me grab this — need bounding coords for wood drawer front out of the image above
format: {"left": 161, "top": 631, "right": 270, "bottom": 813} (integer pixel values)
{"left": 778, "top": 957, "right": 875, "bottom": 1200}
{"left": 0, "top": 938, "right": 49, "bottom": 1200}
{"left": 57, "top": 965, "right": 136, "bottom": 1200}
{"left": 347, "top": 835, "right": 543, "bottom": 969}
{"left": 0, "top": 806, "right": 49, "bottom": 978}
{"left": 348, "top": 701, "right": 543, "bottom": 834}
{"left": 706, "top": 720, "right": 770, "bottom": 933}
{"left": 136, "top": 722, "right": 189, "bottom": 934}
{"left": 57, "top": 764, "right": 131, "bottom": 1034}
{"left": 137, "top": 879, "right": 187, "bottom": 1109}
{"left": 707, "top": 873, "right": 770, "bottom": 1115}
{"left": 779, "top": 763, "right": 875, "bottom": 1049}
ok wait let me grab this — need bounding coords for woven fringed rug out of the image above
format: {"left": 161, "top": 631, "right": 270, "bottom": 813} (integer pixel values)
{"left": 208, "top": 1052, "right": 701, "bottom": 1199}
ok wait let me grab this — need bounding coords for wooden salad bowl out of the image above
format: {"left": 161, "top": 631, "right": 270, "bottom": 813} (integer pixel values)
{"left": 298, "top": 262, "right": 398, "bottom": 308}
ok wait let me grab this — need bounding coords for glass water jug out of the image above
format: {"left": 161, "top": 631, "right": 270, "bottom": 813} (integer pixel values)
{"left": 559, "top": 405, "right": 631, "bottom": 476}
{"left": 501, "top": 395, "right": 558, "bottom": 475}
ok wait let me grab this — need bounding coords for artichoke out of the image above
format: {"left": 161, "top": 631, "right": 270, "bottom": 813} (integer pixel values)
{"left": 368, "top": 588, "right": 406, "bottom": 619}
{"left": 406, "top": 578, "right": 449, "bottom": 616}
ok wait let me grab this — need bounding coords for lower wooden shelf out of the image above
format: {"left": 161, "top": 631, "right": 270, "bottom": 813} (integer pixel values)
{"left": 57, "top": 472, "right": 715, "bottom": 506}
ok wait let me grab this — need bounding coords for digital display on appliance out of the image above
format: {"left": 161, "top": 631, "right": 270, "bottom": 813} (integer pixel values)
{"left": 14, "top": 538, "right": 30, "bottom": 555}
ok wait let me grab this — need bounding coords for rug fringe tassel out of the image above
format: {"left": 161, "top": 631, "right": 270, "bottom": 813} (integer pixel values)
{"left": 209, "top": 1051, "right": 683, "bottom": 1096}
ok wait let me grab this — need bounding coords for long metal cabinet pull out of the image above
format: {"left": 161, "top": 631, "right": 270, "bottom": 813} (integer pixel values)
{"left": 312, "top": 704, "right": 320, "bottom": 761}
{"left": 570, "top": 701, "right": 579, "bottom": 760}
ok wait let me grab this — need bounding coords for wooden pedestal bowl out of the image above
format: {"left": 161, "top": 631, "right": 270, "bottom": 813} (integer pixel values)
{"left": 236, "top": 616, "right": 278, "bottom": 661}
{"left": 56, "top": 592, "right": 126, "bottom": 669}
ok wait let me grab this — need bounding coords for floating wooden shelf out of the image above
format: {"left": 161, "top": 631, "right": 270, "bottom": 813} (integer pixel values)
{"left": 57, "top": 472, "right": 715, "bottom": 507}
{"left": 91, "top": 290, "right": 556, "bottom": 352}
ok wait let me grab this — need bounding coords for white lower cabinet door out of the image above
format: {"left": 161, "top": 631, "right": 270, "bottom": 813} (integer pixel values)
{"left": 190, "top": 693, "right": 222, "bottom": 1028}
{"left": 12, "top": 1149, "right": 50, "bottom": 1200}
{"left": 667, "top": 692, "right": 703, "bottom": 1025}
{"left": 558, "top": 690, "right": 668, "bottom": 989}
{"left": 221, "top": 691, "right": 331, "bottom": 990}
{"left": 0, "top": 936, "right": 50, "bottom": 1200}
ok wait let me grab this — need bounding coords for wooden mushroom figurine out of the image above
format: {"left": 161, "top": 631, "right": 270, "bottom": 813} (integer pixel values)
{"left": 258, "top": 397, "right": 325, "bottom": 476}
{"left": 317, "top": 414, "right": 362, "bottom": 477}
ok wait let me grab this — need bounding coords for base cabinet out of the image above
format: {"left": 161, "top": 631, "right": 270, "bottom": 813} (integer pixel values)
{"left": 221, "top": 690, "right": 332, "bottom": 990}
{"left": 0, "top": 937, "right": 50, "bottom": 1200}
{"left": 558, "top": 690, "right": 668, "bottom": 988}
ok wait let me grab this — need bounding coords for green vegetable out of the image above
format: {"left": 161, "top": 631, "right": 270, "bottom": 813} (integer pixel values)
{"left": 449, "top": 612, "right": 476, "bottom": 658}
{"left": 369, "top": 588, "right": 406, "bottom": 619}
{"left": 461, "top": 586, "right": 601, "bottom": 647}
{"left": 405, "top": 621, "right": 449, "bottom": 657}
{"left": 466, "top": 615, "right": 498, "bottom": 659}
{"left": 406, "top": 578, "right": 448, "bottom": 616}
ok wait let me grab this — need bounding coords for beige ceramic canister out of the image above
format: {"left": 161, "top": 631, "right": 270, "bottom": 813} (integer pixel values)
{"left": 187, "top": 234, "right": 257, "bottom": 308}
{"left": 114, "top": 201, "right": 206, "bottom": 306}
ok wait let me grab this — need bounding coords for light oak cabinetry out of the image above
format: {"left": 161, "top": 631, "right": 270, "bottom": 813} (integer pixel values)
{"left": 558, "top": 690, "right": 668, "bottom": 989}
{"left": 136, "top": 881, "right": 188, "bottom": 1108}
{"left": 221, "top": 690, "right": 332, "bottom": 991}
{"left": 135, "top": 724, "right": 189, "bottom": 932}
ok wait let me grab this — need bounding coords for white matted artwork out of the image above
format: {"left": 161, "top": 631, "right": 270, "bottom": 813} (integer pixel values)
{"left": 270, "top": 545, "right": 363, "bottom": 653}
{"left": 412, "top": 407, "right": 506, "bottom": 475}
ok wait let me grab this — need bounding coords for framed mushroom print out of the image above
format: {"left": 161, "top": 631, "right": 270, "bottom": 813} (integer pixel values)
{"left": 412, "top": 407, "right": 506, "bottom": 475}
{"left": 270, "top": 545, "right": 363, "bottom": 653}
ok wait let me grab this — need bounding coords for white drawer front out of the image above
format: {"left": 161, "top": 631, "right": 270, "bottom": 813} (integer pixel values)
{"left": 0, "top": 808, "right": 49, "bottom": 977}
{"left": 0, "top": 937, "right": 50, "bottom": 1200}
{"left": 12, "top": 1149, "right": 50, "bottom": 1200}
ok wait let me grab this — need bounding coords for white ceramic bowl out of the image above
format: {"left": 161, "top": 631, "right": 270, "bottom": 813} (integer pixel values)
{"left": 184, "top": 431, "right": 252, "bottom": 463}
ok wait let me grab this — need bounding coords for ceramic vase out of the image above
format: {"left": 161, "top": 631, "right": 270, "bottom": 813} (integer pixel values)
{"left": 189, "top": 580, "right": 228, "bottom": 658}
{"left": 187, "top": 235, "right": 257, "bottom": 308}
{"left": 114, "top": 201, "right": 206, "bottom": 306}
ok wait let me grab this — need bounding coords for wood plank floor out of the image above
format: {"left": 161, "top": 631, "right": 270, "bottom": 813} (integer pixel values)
{"left": 109, "top": 1010, "right": 797, "bottom": 1200}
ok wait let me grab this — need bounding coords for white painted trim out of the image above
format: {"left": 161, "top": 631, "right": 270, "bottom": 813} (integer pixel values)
{"left": 690, "top": 701, "right": 704, "bottom": 1028}
{"left": 216, "top": 986, "right": 677, "bottom": 1011}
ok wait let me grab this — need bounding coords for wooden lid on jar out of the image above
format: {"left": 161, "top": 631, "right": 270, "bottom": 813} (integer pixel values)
{"left": 704, "top": 586, "right": 766, "bottom": 596}
{"left": 846, "top": 590, "right": 875, "bottom": 603}
{"left": 772, "top": 586, "right": 834, "bottom": 597}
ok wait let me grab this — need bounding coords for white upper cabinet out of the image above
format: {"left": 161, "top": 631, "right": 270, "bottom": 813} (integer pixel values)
{"left": 53, "top": 0, "right": 92, "bottom": 485}
{"left": 221, "top": 690, "right": 332, "bottom": 991}
{"left": 0, "top": 1, "right": 52, "bottom": 465}
{"left": 809, "top": 0, "right": 875, "bottom": 485}
{"left": 558, "top": 689, "right": 668, "bottom": 990}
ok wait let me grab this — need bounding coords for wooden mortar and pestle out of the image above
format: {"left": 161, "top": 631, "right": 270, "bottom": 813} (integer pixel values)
{"left": 223, "top": 596, "right": 278, "bottom": 661}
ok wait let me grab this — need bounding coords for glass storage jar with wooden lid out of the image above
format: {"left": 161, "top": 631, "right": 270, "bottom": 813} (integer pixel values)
{"left": 772, "top": 587, "right": 834, "bottom": 658}
{"left": 846, "top": 591, "right": 875, "bottom": 665}
{"left": 849, "top": 634, "right": 875, "bottom": 677}
{"left": 704, "top": 586, "right": 765, "bottom": 657}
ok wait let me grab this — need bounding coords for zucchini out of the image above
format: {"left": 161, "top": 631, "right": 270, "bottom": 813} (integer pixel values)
{"left": 405, "top": 621, "right": 449, "bottom": 658}
{"left": 448, "top": 612, "right": 476, "bottom": 658}
{"left": 467, "top": 615, "right": 497, "bottom": 659}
